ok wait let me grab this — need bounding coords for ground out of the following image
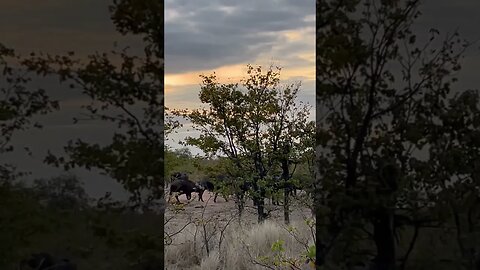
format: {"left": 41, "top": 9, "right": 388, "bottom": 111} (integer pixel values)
{"left": 166, "top": 190, "right": 313, "bottom": 227}
{"left": 165, "top": 190, "right": 315, "bottom": 270}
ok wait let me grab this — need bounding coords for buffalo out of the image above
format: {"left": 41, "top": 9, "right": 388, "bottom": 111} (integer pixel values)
{"left": 168, "top": 178, "right": 200, "bottom": 203}
{"left": 196, "top": 180, "right": 216, "bottom": 202}
{"left": 196, "top": 178, "right": 230, "bottom": 203}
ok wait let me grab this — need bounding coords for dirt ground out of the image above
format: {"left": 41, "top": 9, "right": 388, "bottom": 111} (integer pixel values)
{"left": 165, "top": 190, "right": 313, "bottom": 230}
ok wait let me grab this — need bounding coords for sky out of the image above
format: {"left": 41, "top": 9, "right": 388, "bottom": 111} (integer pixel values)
{"left": 164, "top": 0, "right": 316, "bottom": 153}
{"left": 0, "top": 0, "right": 479, "bottom": 200}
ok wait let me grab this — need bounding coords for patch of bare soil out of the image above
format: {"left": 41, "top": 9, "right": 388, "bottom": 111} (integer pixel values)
{"left": 165, "top": 191, "right": 313, "bottom": 230}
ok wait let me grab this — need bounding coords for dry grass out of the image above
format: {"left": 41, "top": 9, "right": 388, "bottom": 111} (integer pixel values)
{"left": 165, "top": 220, "right": 314, "bottom": 270}
{"left": 165, "top": 191, "right": 315, "bottom": 270}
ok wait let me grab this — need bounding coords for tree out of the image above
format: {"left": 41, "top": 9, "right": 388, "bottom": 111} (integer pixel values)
{"left": 175, "top": 65, "right": 313, "bottom": 223}
{"left": 427, "top": 90, "right": 480, "bottom": 269}
{"left": 316, "top": 0, "right": 472, "bottom": 269}
{"left": 164, "top": 147, "right": 197, "bottom": 183}
{"left": 290, "top": 120, "right": 316, "bottom": 217}
{"left": 20, "top": 0, "right": 165, "bottom": 267}
{"left": 0, "top": 43, "right": 59, "bottom": 183}
{"left": 22, "top": 0, "right": 164, "bottom": 210}
{"left": 0, "top": 43, "right": 59, "bottom": 267}
{"left": 165, "top": 107, "right": 181, "bottom": 138}
{"left": 269, "top": 102, "right": 314, "bottom": 224}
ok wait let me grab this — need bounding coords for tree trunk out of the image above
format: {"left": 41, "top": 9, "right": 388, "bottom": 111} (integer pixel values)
{"left": 284, "top": 188, "right": 290, "bottom": 225}
{"left": 373, "top": 209, "right": 396, "bottom": 270}
{"left": 255, "top": 196, "right": 267, "bottom": 222}
{"left": 281, "top": 156, "right": 290, "bottom": 225}
{"left": 236, "top": 192, "right": 245, "bottom": 225}
{"left": 252, "top": 176, "right": 267, "bottom": 222}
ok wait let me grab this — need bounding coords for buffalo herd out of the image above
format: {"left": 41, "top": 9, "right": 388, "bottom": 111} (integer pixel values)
{"left": 168, "top": 172, "right": 227, "bottom": 203}
{"left": 167, "top": 172, "right": 304, "bottom": 205}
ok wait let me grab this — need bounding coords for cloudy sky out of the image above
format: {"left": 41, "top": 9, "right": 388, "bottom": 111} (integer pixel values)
{"left": 165, "top": 0, "right": 316, "bottom": 152}
{"left": 0, "top": 0, "right": 479, "bottom": 199}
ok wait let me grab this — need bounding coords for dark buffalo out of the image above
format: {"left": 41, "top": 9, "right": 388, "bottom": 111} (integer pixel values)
{"left": 197, "top": 178, "right": 229, "bottom": 203}
{"left": 169, "top": 179, "right": 199, "bottom": 203}
{"left": 197, "top": 180, "right": 215, "bottom": 202}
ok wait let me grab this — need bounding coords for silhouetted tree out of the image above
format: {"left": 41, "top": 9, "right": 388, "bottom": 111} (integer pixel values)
{"left": 20, "top": 0, "right": 165, "bottom": 268}
{"left": 0, "top": 43, "right": 59, "bottom": 184}
{"left": 317, "top": 0, "right": 474, "bottom": 269}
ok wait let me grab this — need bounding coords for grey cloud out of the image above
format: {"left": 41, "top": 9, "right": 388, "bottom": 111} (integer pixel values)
{"left": 165, "top": 0, "right": 315, "bottom": 73}
{"left": 268, "top": 39, "right": 314, "bottom": 66}
{"left": 166, "top": 31, "right": 277, "bottom": 73}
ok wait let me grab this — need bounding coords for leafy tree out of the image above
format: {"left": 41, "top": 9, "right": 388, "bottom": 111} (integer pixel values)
{"left": 23, "top": 0, "right": 164, "bottom": 212}
{"left": 175, "top": 65, "right": 313, "bottom": 223}
{"left": 0, "top": 43, "right": 59, "bottom": 183}
{"left": 19, "top": 0, "right": 165, "bottom": 267}
{"left": 271, "top": 111, "right": 314, "bottom": 224}
{"left": 427, "top": 90, "right": 480, "bottom": 269}
{"left": 316, "top": 0, "right": 474, "bottom": 269}
{"left": 0, "top": 40, "right": 58, "bottom": 269}
{"left": 289, "top": 120, "right": 316, "bottom": 216}
{"left": 165, "top": 107, "right": 181, "bottom": 138}
{"left": 164, "top": 147, "right": 198, "bottom": 183}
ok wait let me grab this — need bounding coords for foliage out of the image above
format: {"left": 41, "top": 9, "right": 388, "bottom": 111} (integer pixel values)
{"left": 175, "top": 65, "right": 314, "bottom": 222}
{"left": 254, "top": 223, "right": 316, "bottom": 270}
{"left": 164, "top": 147, "right": 197, "bottom": 182}
{"left": 0, "top": 43, "right": 59, "bottom": 181}
{"left": 0, "top": 30, "right": 59, "bottom": 269}
{"left": 316, "top": 0, "right": 476, "bottom": 268}
{"left": 12, "top": 0, "right": 166, "bottom": 268}
{"left": 427, "top": 89, "right": 480, "bottom": 269}
{"left": 165, "top": 107, "right": 181, "bottom": 137}
{"left": 22, "top": 0, "right": 164, "bottom": 211}
{"left": 0, "top": 183, "right": 54, "bottom": 268}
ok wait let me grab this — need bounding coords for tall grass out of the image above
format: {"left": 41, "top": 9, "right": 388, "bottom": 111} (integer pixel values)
{"left": 165, "top": 219, "right": 315, "bottom": 270}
